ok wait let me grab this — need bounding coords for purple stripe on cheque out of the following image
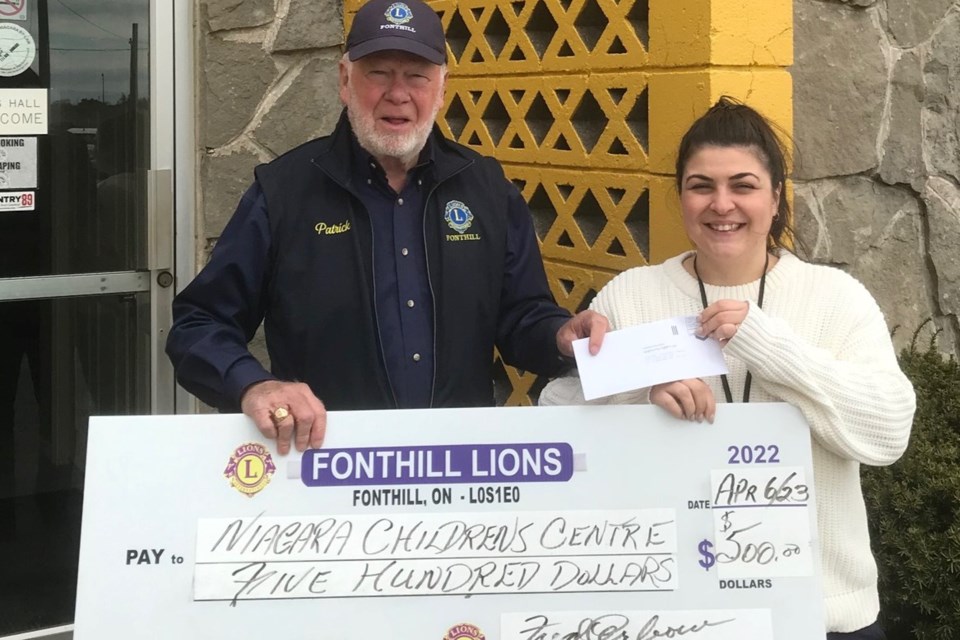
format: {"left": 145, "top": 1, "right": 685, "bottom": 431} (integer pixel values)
{"left": 301, "top": 442, "right": 574, "bottom": 487}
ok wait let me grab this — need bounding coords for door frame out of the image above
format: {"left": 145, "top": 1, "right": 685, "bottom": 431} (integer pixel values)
{"left": 172, "top": 0, "right": 196, "bottom": 414}
{"left": 0, "top": 0, "right": 186, "bottom": 637}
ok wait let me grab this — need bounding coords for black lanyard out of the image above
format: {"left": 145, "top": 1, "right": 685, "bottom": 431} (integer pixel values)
{"left": 692, "top": 252, "right": 769, "bottom": 403}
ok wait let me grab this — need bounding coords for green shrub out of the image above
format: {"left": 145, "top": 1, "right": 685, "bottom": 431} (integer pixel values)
{"left": 862, "top": 326, "right": 960, "bottom": 640}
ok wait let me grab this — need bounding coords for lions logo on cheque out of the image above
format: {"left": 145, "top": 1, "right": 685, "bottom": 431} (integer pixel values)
{"left": 444, "top": 200, "right": 474, "bottom": 233}
{"left": 223, "top": 443, "right": 276, "bottom": 497}
{"left": 443, "top": 623, "right": 486, "bottom": 640}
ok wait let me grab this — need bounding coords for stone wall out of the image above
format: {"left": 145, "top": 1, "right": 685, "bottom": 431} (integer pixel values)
{"left": 793, "top": 0, "right": 960, "bottom": 356}
{"left": 199, "top": 0, "right": 344, "bottom": 246}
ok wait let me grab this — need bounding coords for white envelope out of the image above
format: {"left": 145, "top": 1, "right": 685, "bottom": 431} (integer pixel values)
{"left": 572, "top": 316, "right": 729, "bottom": 400}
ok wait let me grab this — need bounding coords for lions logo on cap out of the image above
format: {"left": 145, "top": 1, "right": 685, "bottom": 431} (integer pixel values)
{"left": 385, "top": 2, "right": 414, "bottom": 25}
{"left": 444, "top": 623, "right": 486, "bottom": 640}
{"left": 444, "top": 200, "right": 474, "bottom": 233}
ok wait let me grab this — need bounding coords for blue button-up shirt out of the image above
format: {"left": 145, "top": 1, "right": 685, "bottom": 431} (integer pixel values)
{"left": 351, "top": 138, "right": 435, "bottom": 408}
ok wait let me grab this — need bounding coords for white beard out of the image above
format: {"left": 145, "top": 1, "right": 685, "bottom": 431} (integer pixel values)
{"left": 346, "top": 85, "right": 442, "bottom": 166}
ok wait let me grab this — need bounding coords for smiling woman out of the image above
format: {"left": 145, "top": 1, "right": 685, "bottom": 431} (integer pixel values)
{"left": 540, "top": 98, "right": 916, "bottom": 639}
{"left": 679, "top": 146, "right": 781, "bottom": 285}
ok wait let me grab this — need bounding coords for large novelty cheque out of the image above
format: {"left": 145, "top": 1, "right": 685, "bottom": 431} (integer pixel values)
{"left": 75, "top": 404, "right": 825, "bottom": 639}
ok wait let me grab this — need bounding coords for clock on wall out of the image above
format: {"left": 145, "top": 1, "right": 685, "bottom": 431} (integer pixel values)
{"left": 0, "top": 22, "right": 36, "bottom": 78}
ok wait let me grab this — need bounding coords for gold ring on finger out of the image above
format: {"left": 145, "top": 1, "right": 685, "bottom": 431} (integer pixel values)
{"left": 270, "top": 406, "right": 290, "bottom": 422}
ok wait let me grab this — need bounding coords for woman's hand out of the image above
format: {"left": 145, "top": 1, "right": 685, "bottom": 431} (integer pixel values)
{"left": 697, "top": 300, "right": 749, "bottom": 344}
{"left": 650, "top": 378, "right": 716, "bottom": 423}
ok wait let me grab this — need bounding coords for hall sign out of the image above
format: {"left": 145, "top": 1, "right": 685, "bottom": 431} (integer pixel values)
{"left": 0, "top": 89, "right": 47, "bottom": 135}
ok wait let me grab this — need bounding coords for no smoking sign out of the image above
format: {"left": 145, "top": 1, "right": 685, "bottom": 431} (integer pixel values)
{"left": 0, "top": 1, "right": 28, "bottom": 21}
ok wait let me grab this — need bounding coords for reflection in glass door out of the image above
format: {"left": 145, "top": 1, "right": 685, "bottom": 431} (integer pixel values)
{"left": 0, "top": 1, "right": 172, "bottom": 637}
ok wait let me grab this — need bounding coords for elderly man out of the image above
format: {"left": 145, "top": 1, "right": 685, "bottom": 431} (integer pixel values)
{"left": 166, "top": 0, "right": 607, "bottom": 454}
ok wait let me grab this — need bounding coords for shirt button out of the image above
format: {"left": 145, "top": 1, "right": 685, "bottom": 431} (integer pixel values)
{"left": 366, "top": 178, "right": 372, "bottom": 185}
{"left": 406, "top": 299, "right": 415, "bottom": 308}
{"left": 412, "top": 353, "right": 421, "bottom": 362}
{"left": 401, "top": 248, "right": 409, "bottom": 256}
{"left": 397, "top": 197, "right": 404, "bottom": 205}
{"left": 417, "top": 179, "right": 422, "bottom": 186}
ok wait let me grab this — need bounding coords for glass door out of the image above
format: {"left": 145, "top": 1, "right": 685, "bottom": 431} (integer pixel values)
{"left": 0, "top": 1, "right": 174, "bottom": 637}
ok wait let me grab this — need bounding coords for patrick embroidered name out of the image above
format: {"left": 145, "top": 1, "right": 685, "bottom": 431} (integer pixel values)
{"left": 315, "top": 220, "right": 351, "bottom": 235}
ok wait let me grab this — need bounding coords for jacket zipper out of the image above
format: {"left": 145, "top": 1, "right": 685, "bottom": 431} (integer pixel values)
{"left": 422, "top": 159, "right": 475, "bottom": 407}
{"left": 311, "top": 158, "right": 400, "bottom": 408}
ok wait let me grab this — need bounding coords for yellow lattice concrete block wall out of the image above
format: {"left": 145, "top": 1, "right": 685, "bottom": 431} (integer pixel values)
{"left": 345, "top": 0, "right": 793, "bottom": 405}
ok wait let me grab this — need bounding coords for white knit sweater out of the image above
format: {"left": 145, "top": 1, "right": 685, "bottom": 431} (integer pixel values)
{"left": 540, "top": 251, "right": 915, "bottom": 633}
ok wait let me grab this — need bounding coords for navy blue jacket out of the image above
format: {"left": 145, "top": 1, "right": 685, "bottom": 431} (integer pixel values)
{"left": 166, "top": 114, "right": 571, "bottom": 411}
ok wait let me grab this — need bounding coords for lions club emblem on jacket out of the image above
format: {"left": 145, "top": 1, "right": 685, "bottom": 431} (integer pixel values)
{"left": 385, "top": 2, "right": 413, "bottom": 24}
{"left": 223, "top": 442, "right": 276, "bottom": 497}
{"left": 444, "top": 200, "right": 474, "bottom": 233}
{"left": 443, "top": 623, "right": 486, "bottom": 640}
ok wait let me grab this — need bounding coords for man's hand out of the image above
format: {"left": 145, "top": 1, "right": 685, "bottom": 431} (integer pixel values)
{"left": 556, "top": 310, "right": 610, "bottom": 357}
{"left": 650, "top": 378, "right": 716, "bottom": 423}
{"left": 240, "top": 380, "right": 327, "bottom": 455}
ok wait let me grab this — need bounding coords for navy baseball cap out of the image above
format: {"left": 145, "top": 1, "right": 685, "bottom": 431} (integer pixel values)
{"left": 346, "top": 0, "right": 447, "bottom": 65}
